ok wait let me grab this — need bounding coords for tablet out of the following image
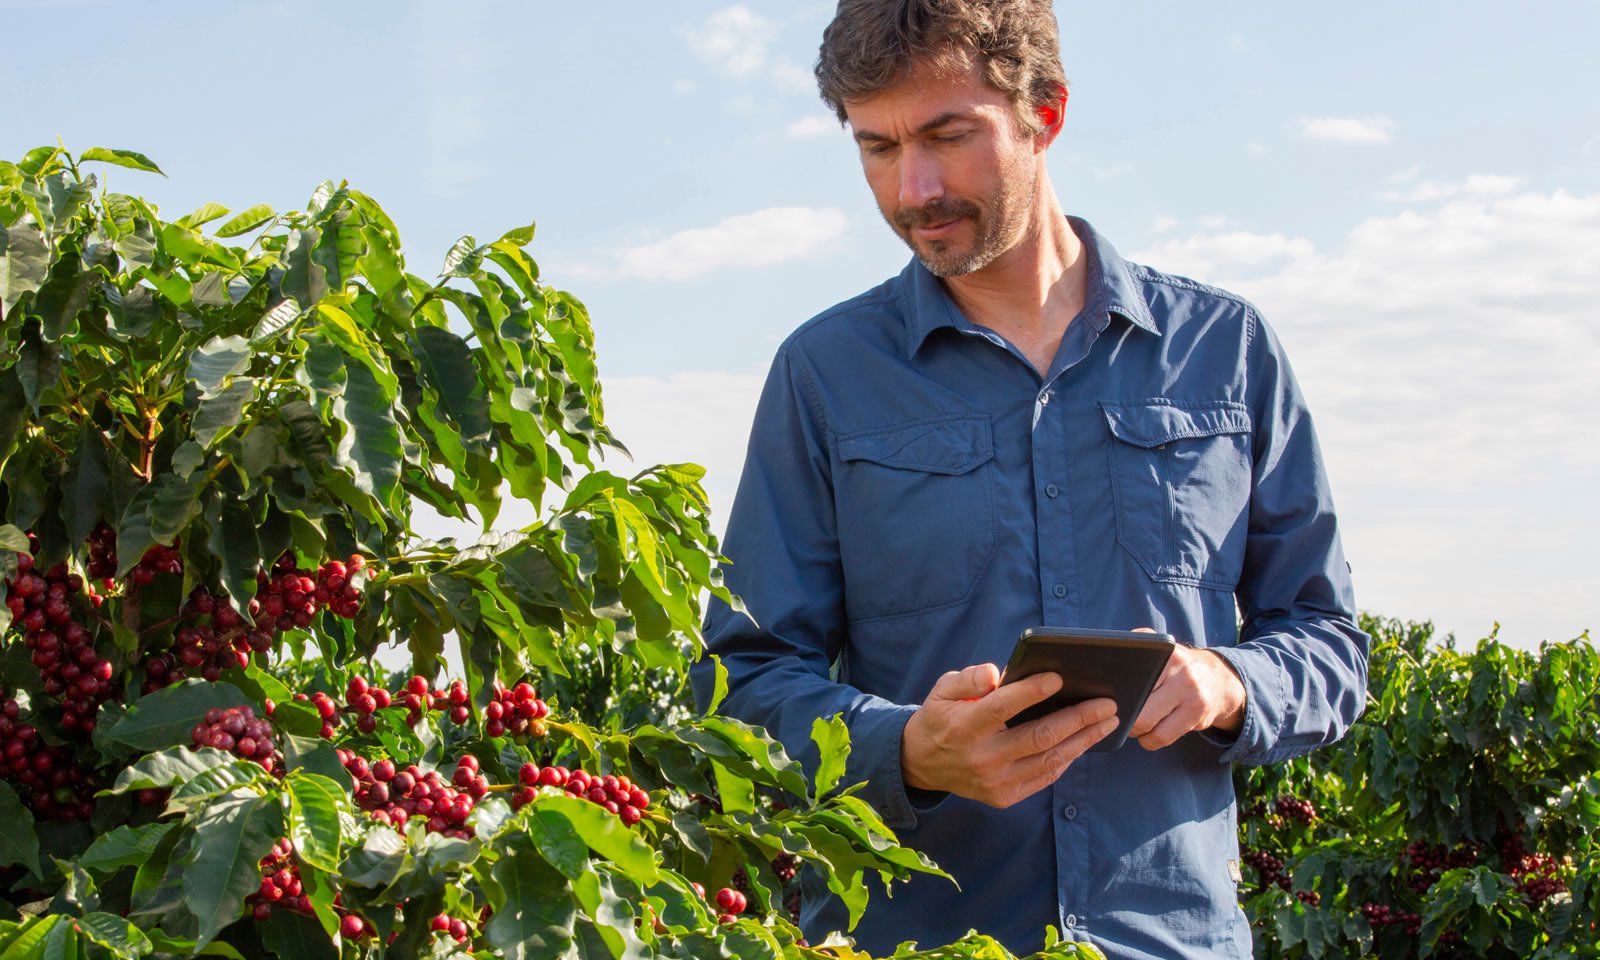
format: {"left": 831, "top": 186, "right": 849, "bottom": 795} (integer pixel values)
{"left": 1000, "top": 627, "right": 1175, "bottom": 752}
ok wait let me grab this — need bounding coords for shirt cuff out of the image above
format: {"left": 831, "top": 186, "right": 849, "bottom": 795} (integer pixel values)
{"left": 844, "top": 701, "right": 942, "bottom": 830}
{"left": 1205, "top": 645, "right": 1285, "bottom": 766}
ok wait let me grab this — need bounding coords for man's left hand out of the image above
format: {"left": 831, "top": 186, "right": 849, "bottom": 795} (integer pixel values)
{"left": 1128, "top": 640, "right": 1247, "bottom": 750}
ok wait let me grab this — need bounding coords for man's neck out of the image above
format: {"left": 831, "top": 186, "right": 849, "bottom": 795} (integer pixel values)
{"left": 941, "top": 186, "right": 1088, "bottom": 374}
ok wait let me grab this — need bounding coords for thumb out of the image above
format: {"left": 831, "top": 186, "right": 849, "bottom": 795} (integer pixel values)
{"left": 931, "top": 663, "right": 1002, "bottom": 702}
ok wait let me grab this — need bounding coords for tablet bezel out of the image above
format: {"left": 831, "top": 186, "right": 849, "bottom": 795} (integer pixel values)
{"left": 999, "top": 626, "right": 1176, "bottom": 752}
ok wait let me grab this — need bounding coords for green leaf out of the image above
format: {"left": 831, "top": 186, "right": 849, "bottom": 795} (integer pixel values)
{"left": 0, "top": 916, "right": 64, "bottom": 960}
{"left": 75, "top": 914, "right": 152, "bottom": 958}
{"left": 440, "top": 236, "right": 481, "bottom": 277}
{"left": 0, "top": 525, "right": 28, "bottom": 553}
{"left": 176, "top": 202, "right": 230, "bottom": 230}
{"left": 106, "top": 748, "right": 236, "bottom": 794}
{"left": 705, "top": 654, "right": 729, "bottom": 715}
{"left": 207, "top": 496, "right": 260, "bottom": 612}
{"left": 527, "top": 806, "right": 590, "bottom": 881}
{"left": 79, "top": 823, "right": 179, "bottom": 873}
{"left": 532, "top": 795, "right": 659, "bottom": 885}
{"left": 214, "top": 204, "right": 276, "bottom": 238}
{"left": 258, "top": 902, "right": 336, "bottom": 960}
{"left": 483, "top": 834, "right": 577, "bottom": 960}
{"left": 79, "top": 148, "right": 164, "bottom": 175}
{"left": 285, "top": 773, "right": 347, "bottom": 873}
{"left": 0, "top": 223, "right": 49, "bottom": 311}
{"left": 181, "top": 790, "right": 282, "bottom": 946}
{"left": 193, "top": 377, "right": 254, "bottom": 448}
{"left": 251, "top": 299, "right": 301, "bottom": 346}
{"left": 187, "top": 335, "right": 251, "bottom": 400}
{"left": 332, "top": 358, "right": 404, "bottom": 516}
{"left": 102, "top": 681, "right": 252, "bottom": 751}
{"left": 414, "top": 326, "right": 493, "bottom": 449}
{"left": 0, "top": 782, "right": 41, "bottom": 875}
{"left": 810, "top": 714, "right": 851, "bottom": 801}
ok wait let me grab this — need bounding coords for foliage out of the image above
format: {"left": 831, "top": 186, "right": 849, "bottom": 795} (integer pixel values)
{"left": 1235, "top": 615, "right": 1600, "bottom": 958}
{"left": 0, "top": 146, "right": 1100, "bottom": 960}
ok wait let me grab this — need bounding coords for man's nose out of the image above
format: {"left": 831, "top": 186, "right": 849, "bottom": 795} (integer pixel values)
{"left": 898, "top": 149, "right": 943, "bottom": 209}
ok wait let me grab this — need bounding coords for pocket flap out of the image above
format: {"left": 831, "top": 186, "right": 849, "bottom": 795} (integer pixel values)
{"left": 1101, "top": 400, "right": 1250, "bottom": 449}
{"left": 838, "top": 414, "right": 994, "bottom": 475}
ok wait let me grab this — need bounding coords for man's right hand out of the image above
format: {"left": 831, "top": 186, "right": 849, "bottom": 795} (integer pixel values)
{"left": 901, "top": 663, "right": 1118, "bottom": 809}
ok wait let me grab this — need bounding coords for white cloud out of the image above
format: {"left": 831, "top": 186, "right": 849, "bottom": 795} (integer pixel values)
{"left": 611, "top": 207, "right": 848, "bottom": 281}
{"left": 1248, "top": 142, "right": 1266, "bottom": 157}
{"left": 600, "top": 369, "right": 769, "bottom": 541}
{"left": 771, "top": 57, "right": 815, "bottom": 92}
{"left": 1378, "top": 174, "right": 1524, "bottom": 203}
{"left": 673, "top": 79, "right": 695, "bottom": 96}
{"left": 786, "top": 115, "right": 839, "bottom": 139}
{"left": 1133, "top": 230, "right": 1313, "bottom": 279}
{"left": 1135, "top": 181, "right": 1600, "bottom": 644}
{"left": 680, "top": 5, "right": 778, "bottom": 76}
{"left": 1149, "top": 216, "right": 1178, "bottom": 235}
{"left": 1298, "top": 115, "right": 1396, "bottom": 144}
{"left": 1230, "top": 34, "right": 1247, "bottom": 54}
{"left": 1093, "top": 163, "right": 1134, "bottom": 181}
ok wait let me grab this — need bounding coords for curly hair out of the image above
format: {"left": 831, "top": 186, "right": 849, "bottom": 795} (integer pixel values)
{"left": 815, "top": 0, "right": 1067, "bottom": 135}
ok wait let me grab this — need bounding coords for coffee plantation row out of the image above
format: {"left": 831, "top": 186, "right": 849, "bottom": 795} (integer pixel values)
{"left": 0, "top": 146, "right": 1104, "bottom": 960}
{"left": 1, "top": 146, "right": 1593, "bottom": 960}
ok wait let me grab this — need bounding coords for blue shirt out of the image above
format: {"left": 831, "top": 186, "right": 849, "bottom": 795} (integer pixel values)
{"left": 691, "top": 217, "right": 1368, "bottom": 959}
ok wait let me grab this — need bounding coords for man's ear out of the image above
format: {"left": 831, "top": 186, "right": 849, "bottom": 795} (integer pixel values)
{"left": 1035, "top": 85, "right": 1069, "bottom": 147}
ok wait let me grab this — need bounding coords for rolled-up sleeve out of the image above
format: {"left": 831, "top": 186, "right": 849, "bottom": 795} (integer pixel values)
{"left": 690, "top": 345, "right": 926, "bottom": 828}
{"left": 1211, "top": 310, "right": 1370, "bottom": 766}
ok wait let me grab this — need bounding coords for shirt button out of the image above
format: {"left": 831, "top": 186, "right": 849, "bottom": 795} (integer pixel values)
{"left": 1039, "top": 391, "right": 1051, "bottom": 405}
{"left": 1052, "top": 583, "right": 1067, "bottom": 598}
{"left": 1044, "top": 483, "right": 1059, "bottom": 498}
{"left": 1063, "top": 804, "right": 1077, "bottom": 820}
{"left": 1066, "top": 914, "right": 1078, "bottom": 927}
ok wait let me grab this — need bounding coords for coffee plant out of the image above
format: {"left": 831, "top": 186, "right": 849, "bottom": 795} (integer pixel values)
{"left": 0, "top": 146, "right": 1103, "bottom": 960}
{"left": 1236, "top": 615, "right": 1600, "bottom": 958}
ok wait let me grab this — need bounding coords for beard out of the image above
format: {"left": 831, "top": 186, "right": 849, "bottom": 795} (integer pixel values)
{"left": 886, "top": 158, "right": 1038, "bottom": 278}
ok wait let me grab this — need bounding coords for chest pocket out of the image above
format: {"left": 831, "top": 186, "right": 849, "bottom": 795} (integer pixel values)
{"left": 835, "top": 414, "right": 996, "bottom": 621}
{"left": 1101, "top": 400, "right": 1252, "bottom": 588}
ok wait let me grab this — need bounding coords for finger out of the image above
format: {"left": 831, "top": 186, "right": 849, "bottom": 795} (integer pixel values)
{"left": 998, "top": 696, "right": 1116, "bottom": 761}
{"left": 1137, "top": 699, "right": 1203, "bottom": 751}
{"left": 1127, "top": 653, "right": 1186, "bottom": 737}
{"left": 930, "top": 663, "right": 1002, "bottom": 703}
{"left": 1009, "top": 713, "right": 1121, "bottom": 800}
{"left": 975, "top": 670, "right": 1066, "bottom": 727}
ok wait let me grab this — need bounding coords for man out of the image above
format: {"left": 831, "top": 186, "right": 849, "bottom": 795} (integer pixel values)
{"left": 690, "top": 1, "right": 1368, "bottom": 957}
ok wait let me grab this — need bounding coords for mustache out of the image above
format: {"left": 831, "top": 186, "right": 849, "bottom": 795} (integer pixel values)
{"left": 893, "top": 198, "right": 979, "bottom": 231}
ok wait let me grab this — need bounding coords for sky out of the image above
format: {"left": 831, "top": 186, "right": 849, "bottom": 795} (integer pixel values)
{"left": 4, "top": 1, "right": 1597, "bottom": 649}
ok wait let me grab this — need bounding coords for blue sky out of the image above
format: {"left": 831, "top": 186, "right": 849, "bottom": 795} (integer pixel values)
{"left": 5, "top": 1, "right": 1597, "bottom": 647}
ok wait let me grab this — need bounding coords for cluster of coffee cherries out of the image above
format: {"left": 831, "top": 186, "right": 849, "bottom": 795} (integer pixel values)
{"left": 247, "top": 838, "right": 311, "bottom": 921}
{"left": 485, "top": 680, "right": 550, "bottom": 739}
{"left": 153, "top": 586, "right": 254, "bottom": 686}
{"left": 0, "top": 688, "right": 101, "bottom": 821}
{"left": 341, "top": 750, "right": 486, "bottom": 837}
{"left": 1402, "top": 840, "right": 1480, "bottom": 895}
{"left": 252, "top": 553, "right": 364, "bottom": 633}
{"left": 130, "top": 542, "right": 184, "bottom": 586}
{"left": 7, "top": 553, "right": 118, "bottom": 734}
{"left": 1273, "top": 794, "right": 1317, "bottom": 826}
{"left": 1497, "top": 830, "right": 1570, "bottom": 905}
{"left": 428, "top": 914, "right": 474, "bottom": 944}
{"left": 1360, "top": 901, "right": 1423, "bottom": 937}
{"left": 511, "top": 763, "right": 651, "bottom": 826}
{"left": 190, "top": 705, "right": 281, "bottom": 772}
{"left": 1243, "top": 849, "right": 1290, "bottom": 891}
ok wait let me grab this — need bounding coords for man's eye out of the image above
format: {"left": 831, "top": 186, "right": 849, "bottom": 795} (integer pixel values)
{"left": 864, "top": 143, "right": 896, "bottom": 157}
{"left": 935, "top": 132, "right": 969, "bottom": 144}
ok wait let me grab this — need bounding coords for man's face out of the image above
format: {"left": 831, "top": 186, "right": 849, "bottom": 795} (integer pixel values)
{"left": 844, "top": 57, "right": 1041, "bottom": 278}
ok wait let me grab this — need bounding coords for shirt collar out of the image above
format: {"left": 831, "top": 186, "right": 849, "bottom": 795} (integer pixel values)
{"left": 903, "top": 214, "right": 1160, "bottom": 358}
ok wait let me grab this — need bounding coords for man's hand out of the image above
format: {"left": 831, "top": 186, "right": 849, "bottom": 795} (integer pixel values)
{"left": 1128, "top": 641, "right": 1247, "bottom": 751}
{"left": 901, "top": 663, "right": 1118, "bottom": 809}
